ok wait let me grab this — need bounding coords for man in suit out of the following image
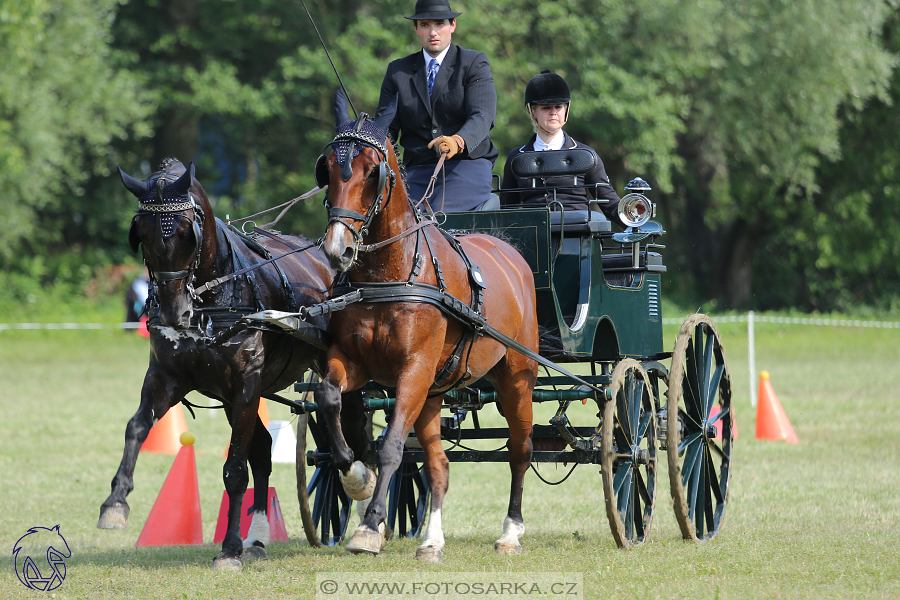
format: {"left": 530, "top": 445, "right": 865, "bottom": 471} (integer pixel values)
{"left": 376, "top": 0, "right": 498, "bottom": 212}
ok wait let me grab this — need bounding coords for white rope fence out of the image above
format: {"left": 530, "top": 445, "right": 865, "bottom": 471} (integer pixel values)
{"left": 0, "top": 322, "right": 144, "bottom": 330}
{"left": 664, "top": 311, "right": 899, "bottom": 407}
{"left": 4, "top": 311, "right": 897, "bottom": 407}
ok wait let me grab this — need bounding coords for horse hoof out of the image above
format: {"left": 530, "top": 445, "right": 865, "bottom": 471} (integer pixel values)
{"left": 345, "top": 526, "right": 383, "bottom": 555}
{"left": 416, "top": 546, "right": 443, "bottom": 563}
{"left": 242, "top": 544, "right": 267, "bottom": 561}
{"left": 212, "top": 553, "right": 243, "bottom": 571}
{"left": 340, "top": 461, "right": 376, "bottom": 501}
{"left": 494, "top": 542, "right": 522, "bottom": 556}
{"left": 97, "top": 504, "right": 129, "bottom": 529}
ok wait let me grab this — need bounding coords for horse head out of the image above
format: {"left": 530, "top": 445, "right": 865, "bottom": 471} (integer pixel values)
{"left": 318, "top": 90, "right": 400, "bottom": 272}
{"left": 119, "top": 159, "right": 213, "bottom": 328}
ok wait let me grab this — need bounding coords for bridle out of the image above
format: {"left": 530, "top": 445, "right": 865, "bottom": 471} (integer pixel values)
{"left": 130, "top": 172, "right": 205, "bottom": 301}
{"left": 315, "top": 114, "right": 397, "bottom": 260}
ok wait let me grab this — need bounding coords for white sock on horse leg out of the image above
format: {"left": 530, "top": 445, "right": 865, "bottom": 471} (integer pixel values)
{"left": 243, "top": 511, "right": 270, "bottom": 548}
{"left": 421, "top": 508, "right": 445, "bottom": 549}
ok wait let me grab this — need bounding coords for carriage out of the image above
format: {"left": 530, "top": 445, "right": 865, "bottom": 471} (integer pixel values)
{"left": 106, "top": 117, "right": 732, "bottom": 568}
{"left": 267, "top": 146, "right": 735, "bottom": 551}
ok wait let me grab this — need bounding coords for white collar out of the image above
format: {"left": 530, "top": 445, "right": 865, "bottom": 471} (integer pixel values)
{"left": 423, "top": 46, "right": 450, "bottom": 67}
{"left": 534, "top": 131, "right": 565, "bottom": 152}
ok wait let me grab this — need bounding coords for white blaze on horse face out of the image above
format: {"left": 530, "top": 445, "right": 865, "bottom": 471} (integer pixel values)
{"left": 243, "top": 511, "right": 270, "bottom": 548}
{"left": 323, "top": 221, "right": 352, "bottom": 262}
{"left": 421, "top": 507, "right": 445, "bottom": 549}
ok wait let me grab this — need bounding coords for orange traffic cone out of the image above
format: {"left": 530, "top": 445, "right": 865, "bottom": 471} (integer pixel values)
{"left": 257, "top": 399, "right": 270, "bottom": 428}
{"left": 212, "top": 487, "right": 289, "bottom": 544}
{"left": 755, "top": 371, "right": 798, "bottom": 443}
{"left": 136, "top": 432, "right": 203, "bottom": 546}
{"left": 141, "top": 404, "right": 188, "bottom": 455}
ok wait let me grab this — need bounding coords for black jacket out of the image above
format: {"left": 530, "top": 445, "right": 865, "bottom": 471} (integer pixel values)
{"left": 501, "top": 133, "right": 622, "bottom": 225}
{"left": 376, "top": 44, "right": 498, "bottom": 168}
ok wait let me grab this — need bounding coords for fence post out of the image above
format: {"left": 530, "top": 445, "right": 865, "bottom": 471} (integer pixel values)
{"left": 748, "top": 310, "right": 756, "bottom": 407}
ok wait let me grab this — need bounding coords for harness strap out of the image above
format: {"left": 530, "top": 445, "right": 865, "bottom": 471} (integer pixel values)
{"left": 220, "top": 223, "right": 264, "bottom": 311}
{"left": 359, "top": 219, "right": 433, "bottom": 253}
{"left": 304, "top": 282, "right": 602, "bottom": 393}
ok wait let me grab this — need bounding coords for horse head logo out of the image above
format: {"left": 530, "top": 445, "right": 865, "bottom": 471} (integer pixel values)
{"left": 13, "top": 525, "right": 71, "bottom": 591}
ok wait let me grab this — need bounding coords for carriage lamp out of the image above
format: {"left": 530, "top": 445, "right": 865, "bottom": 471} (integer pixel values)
{"left": 618, "top": 177, "right": 654, "bottom": 229}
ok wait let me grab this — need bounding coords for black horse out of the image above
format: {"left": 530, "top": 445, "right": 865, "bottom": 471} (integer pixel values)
{"left": 99, "top": 158, "right": 367, "bottom": 570}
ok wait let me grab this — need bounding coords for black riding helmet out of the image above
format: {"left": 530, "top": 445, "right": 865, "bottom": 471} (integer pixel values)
{"left": 524, "top": 70, "right": 571, "bottom": 106}
{"left": 525, "top": 70, "right": 571, "bottom": 131}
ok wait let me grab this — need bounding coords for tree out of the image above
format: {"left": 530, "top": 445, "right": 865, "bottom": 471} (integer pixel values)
{"left": 0, "top": 0, "right": 152, "bottom": 267}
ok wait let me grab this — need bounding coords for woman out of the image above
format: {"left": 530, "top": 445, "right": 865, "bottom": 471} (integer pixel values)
{"left": 501, "top": 70, "right": 623, "bottom": 225}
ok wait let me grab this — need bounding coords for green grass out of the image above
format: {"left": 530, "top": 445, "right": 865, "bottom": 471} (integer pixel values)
{"left": 1, "top": 319, "right": 899, "bottom": 599}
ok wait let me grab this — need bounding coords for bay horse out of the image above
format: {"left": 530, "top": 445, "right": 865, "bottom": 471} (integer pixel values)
{"left": 99, "top": 158, "right": 368, "bottom": 570}
{"left": 313, "top": 95, "right": 539, "bottom": 562}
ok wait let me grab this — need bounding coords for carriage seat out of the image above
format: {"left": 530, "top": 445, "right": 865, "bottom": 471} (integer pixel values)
{"left": 509, "top": 147, "right": 599, "bottom": 179}
{"left": 549, "top": 210, "right": 611, "bottom": 234}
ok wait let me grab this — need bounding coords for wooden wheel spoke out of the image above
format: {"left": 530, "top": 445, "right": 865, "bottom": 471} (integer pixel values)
{"left": 636, "top": 408, "right": 653, "bottom": 441}
{"left": 628, "top": 376, "right": 644, "bottom": 433}
{"left": 704, "top": 448, "right": 716, "bottom": 532}
{"left": 684, "top": 341, "right": 703, "bottom": 425}
{"left": 613, "top": 419, "right": 631, "bottom": 453}
{"left": 678, "top": 430, "right": 702, "bottom": 457}
{"left": 700, "top": 332, "right": 715, "bottom": 416}
{"left": 709, "top": 403, "right": 730, "bottom": 426}
{"left": 708, "top": 438, "right": 730, "bottom": 462}
{"left": 681, "top": 371, "right": 703, "bottom": 430}
{"left": 635, "top": 467, "right": 652, "bottom": 506}
{"left": 613, "top": 461, "right": 633, "bottom": 500}
{"left": 691, "top": 448, "right": 707, "bottom": 537}
{"left": 682, "top": 436, "right": 703, "bottom": 503}
{"left": 705, "top": 445, "right": 725, "bottom": 505}
{"left": 318, "top": 468, "right": 333, "bottom": 544}
{"left": 632, "top": 479, "right": 644, "bottom": 538}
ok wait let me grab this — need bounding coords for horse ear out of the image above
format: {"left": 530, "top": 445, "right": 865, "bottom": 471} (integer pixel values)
{"left": 372, "top": 94, "right": 398, "bottom": 133}
{"left": 171, "top": 161, "right": 195, "bottom": 195}
{"left": 118, "top": 166, "right": 147, "bottom": 198}
{"left": 334, "top": 87, "right": 352, "bottom": 129}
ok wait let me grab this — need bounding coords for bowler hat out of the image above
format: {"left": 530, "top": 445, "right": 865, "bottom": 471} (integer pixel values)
{"left": 405, "top": 0, "right": 462, "bottom": 21}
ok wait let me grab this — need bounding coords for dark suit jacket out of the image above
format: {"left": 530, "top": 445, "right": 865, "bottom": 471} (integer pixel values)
{"left": 376, "top": 44, "right": 498, "bottom": 168}
{"left": 501, "top": 132, "right": 623, "bottom": 226}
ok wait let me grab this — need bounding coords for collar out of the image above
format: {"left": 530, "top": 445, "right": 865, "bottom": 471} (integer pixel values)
{"left": 534, "top": 130, "right": 565, "bottom": 152}
{"left": 422, "top": 45, "right": 451, "bottom": 67}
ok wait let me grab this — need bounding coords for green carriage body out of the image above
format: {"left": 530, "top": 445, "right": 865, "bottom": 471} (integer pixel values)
{"left": 441, "top": 207, "right": 666, "bottom": 364}
{"left": 291, "top": 158, "right": 733, "bottom": 549}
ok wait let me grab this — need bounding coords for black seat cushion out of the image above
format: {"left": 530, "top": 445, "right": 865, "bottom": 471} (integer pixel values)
{"left": 509, "top": 148, "right": 598, "bottom": 179}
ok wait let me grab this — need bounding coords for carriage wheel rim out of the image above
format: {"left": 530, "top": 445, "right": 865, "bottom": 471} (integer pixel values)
{"left": 666, "top": 314, "right": 733, "bottom": 542}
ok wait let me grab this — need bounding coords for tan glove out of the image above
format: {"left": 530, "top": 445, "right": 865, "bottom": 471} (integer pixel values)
{"left": 428, "top": 135, "right": 464, "bottom": 159}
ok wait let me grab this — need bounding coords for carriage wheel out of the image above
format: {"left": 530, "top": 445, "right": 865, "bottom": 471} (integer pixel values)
{"left": 666, "top": 314, "right": 734, "bottom": 542}
{"left": 296, "top": 412, "right": 352, "bottom": 547}
{"left": 600, "top": 358, "right": 658, "bottom": 548}
{"left": 386, "top": 459, "right": 430, "bottom": 539}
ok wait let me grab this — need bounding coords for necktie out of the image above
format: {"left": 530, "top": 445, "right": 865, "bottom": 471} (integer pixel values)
{"left": 427, "top": 59, "right": 439, "bottom": 98}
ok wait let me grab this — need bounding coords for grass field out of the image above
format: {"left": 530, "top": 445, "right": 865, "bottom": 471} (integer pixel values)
{"left": 1, "top": 316, "right": 899, "bottom": 599}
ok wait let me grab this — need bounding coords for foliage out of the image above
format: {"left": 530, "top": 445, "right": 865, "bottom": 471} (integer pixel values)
{"left": 0, "top": 0, "right": 153, "bottom": 267}
{"left": 1, "top": 0, "right": 898, "bottom": 313}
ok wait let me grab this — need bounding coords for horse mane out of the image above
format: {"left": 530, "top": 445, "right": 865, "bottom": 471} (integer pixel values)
{"left": 387, "top": 134, "right": 409, "bottom": 194}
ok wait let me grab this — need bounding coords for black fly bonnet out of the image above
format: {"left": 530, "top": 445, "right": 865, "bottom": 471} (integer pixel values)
{"left": 119, "top": 160, "right": 204, "bottom": 289}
